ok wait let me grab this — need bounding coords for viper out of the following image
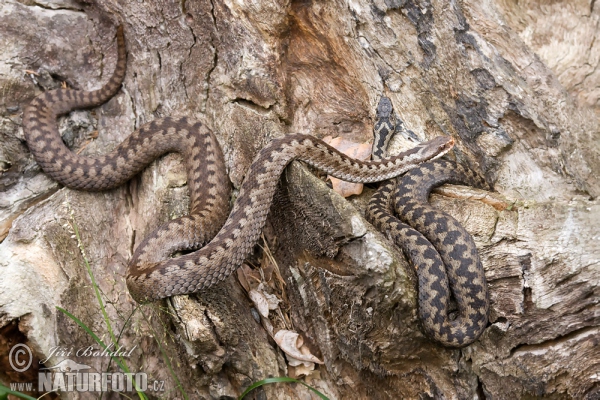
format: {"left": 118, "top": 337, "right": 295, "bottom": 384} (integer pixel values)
{"left": 366, "top": 97, "right": 490, "bottom": 347}
{"left": 23, "top": 26, "right": 453, "bottom": 303}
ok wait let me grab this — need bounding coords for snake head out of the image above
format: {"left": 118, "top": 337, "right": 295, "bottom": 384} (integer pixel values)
{"left": 376, "top": 97, "right": 393, "bottom": 119}
{"left": 416, "top": 135, "right": 455, "bottom": 162}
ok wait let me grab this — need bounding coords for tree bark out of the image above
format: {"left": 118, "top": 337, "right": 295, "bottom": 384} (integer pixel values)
{"left": 0, "top": 0, "right": 598, "bottom": 399}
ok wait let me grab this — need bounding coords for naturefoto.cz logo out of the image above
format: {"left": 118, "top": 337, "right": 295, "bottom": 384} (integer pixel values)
{"left": 8, "top": 343, "right": 165, "bottom": 393}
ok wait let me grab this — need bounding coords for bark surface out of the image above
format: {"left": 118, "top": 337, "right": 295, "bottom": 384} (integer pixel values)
{"left": 0, "top": 0, "right": 598, "bottom": 399}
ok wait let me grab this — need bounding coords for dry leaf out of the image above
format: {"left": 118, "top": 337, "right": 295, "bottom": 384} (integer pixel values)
{"left": 289, "top": 362, "right": 316, "bottom": 378}
{"left": 273, "top": 330, "right": 324, "bottom": 365}
{"left": 249, "top": 289, "right": 270, "bottom": 318}
{"left": 261, "top": 288, "right": 281, "bottom": 310}
{"left": 237, "top": 263, "right": 262, "bottom": 291}
{"left": 236, "top": 267, "right": 251, "bottom": 292}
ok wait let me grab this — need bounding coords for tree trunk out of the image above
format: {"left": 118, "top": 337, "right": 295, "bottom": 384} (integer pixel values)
{"left": 0, "top": 0, "right": 598, "bottom": 399}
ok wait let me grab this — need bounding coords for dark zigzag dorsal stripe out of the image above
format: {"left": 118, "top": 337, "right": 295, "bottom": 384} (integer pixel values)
{"left": 23, "top": 30, "right": 453, "bottom": 303}
{"left": 365, "top": 96, "right": 489, "bottom": 347}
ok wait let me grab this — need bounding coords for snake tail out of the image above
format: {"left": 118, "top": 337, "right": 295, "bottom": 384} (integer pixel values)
{"left": 23, "top": 28, "right": 455, "bottom": 304}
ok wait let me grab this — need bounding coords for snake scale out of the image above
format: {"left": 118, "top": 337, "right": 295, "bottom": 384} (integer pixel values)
{"left": 366, "top": 97, "right": 490, "bottom": 347}
{"left": 23, "top": 26, "right": 455, "bottom": 305}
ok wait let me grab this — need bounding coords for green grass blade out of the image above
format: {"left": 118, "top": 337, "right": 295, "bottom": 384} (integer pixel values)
{"left": 0, "top": 383, "right": 37, "bottom": 400}
{"left": 64, "top": 209, "right": 147, "bottom": 399}
{"left": 56, "top": 307, "right": 148, "bottom": 400}
{"left": 69, "top": 218, "right": 117, "bottom": 345}
{"left": 140, "top": 308, "right": 189, "bottom": 400}
{"left": 239, "top": 377, "right": 330, "bottom": 400}
{"left": 103, "top": 304, "right": 140, "bottom": 377}
{"left": 55, "top": 307, "right": 124, "bottom": 370}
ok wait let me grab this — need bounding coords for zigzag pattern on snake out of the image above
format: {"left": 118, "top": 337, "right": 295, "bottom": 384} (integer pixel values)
{"left": 23, "top": 25, "right": 454, "bottom": 303}
{"left": 366, "top": 97, "right": 490, "bottom": 347}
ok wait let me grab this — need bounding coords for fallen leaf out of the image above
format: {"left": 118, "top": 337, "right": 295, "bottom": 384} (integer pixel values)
{"left": 289, "top": 362, "right": 316, "bottom": 378}
{"left": 262, "top": 289, "right": 281, "bottom": 310}
{"left": 273, "top": 330, "right": 324, "bottom": 365}
{"left": 249, "top": 289, "right": 270, "bottom": 318}
{"left": 237, "top": 263, "right": 262, "bottom": 291}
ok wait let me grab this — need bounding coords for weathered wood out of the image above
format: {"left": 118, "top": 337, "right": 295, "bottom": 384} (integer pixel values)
{"left": 0, "top": 0, "right": 598, "bottom": 398}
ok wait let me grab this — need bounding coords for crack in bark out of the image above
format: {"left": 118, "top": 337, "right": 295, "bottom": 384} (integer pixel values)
{"left": 17, "top": 0, "right": 84, "bottom": 12}
{"left": 347, "top": 2, "right": 407, "bottom": 83}
{"left": 203, "top": 0, "right": 219, "bottom": 114}
{"left": 87, "top": 19, "right": 106, "bottom": 84}
{"left": 509, "top": 325, "right": 598, "bottom": 356}
{"left": 179, "top": 0, "right": 195, "bottom": 104}
{"left": 476, "top": 375, "right": 487, "bottom": 399}
{"left": 202, "top": 307, "right": 225, "bottom": 349}
{"left": 571, "top": 29, "right": 599, "bottom": 90}
{"left": 518, "top": 252, "right": 532, "bottom": 309}
{"left": 232, "top": 98, "right": 272, "bottom": 114}
{"left": 488, "top": 211, "right": 501, "bottom": 242}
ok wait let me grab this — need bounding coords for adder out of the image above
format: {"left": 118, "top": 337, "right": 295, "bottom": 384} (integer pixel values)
{"left": 23, "top": 26, "right": 453, "bottom": 307}
{"left": 366, "top": 97, "right": 490, "bottom": 347}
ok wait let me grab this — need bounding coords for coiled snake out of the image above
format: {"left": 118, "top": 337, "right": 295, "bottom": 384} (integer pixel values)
{"left": 366, "top": 97, "right": 490, "bottom": 347}
{"left": 23, "top": 27, "right": 454, "bottom": 305}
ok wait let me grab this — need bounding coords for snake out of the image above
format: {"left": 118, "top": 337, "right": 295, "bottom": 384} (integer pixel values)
{"left": 22, "top": 25, "right": 454, "bottom": 303}
{"left": 366, "top": 97, "right": 490, "bottom": 347}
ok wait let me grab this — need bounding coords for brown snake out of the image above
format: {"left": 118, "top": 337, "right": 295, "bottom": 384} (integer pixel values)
{"left": 366, "top": 97, "right": 489, "bottom": 347}
{"left": 23, "top": 26, "right": 454, "bottom": 303}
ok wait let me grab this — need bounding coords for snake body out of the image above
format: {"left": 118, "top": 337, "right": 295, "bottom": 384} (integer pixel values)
{"left": 366, "top": 97, "right": 489, "bottom": 347}
{"left": 23, "top": 26, "right": 454, "bottom": 303}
